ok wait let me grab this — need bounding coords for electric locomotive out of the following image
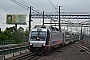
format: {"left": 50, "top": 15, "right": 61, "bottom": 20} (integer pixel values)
{"left": 28, "top": 25, "right": 79, "bottom": 54}
{"left": 28, "top": 25, "right": 51, "bottom": 54}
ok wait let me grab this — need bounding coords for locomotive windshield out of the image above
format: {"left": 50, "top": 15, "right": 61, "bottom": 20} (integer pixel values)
{"left": 30, "top": 31, "right": 46, "bottom": 41}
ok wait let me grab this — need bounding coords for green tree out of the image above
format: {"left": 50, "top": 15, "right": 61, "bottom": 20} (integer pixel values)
{"left": 0, "top": 26, "right": 29, "bottom": 45}
{"left": 25, "top": 27, "right": 29, "bottom": 36}
{"left": 16, "top": 27, "right": 25, "bottom": 43}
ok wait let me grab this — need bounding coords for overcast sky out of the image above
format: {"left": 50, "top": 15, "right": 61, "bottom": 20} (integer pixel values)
{"left": 0, "top": 0, "right": 90, "bottom": 31}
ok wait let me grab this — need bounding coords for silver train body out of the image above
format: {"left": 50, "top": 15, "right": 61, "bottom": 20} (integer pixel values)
{"left": 28, "top": 25, "right": 80, "bottom": 54}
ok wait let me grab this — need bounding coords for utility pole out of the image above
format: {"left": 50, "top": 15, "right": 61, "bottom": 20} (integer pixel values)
{"left": 80, "top": 25, "right": 83, "bottom": 40}
{"left": 43, "top": 11, "right": 44, "bottom": 25}
{"left": 15, "top": 23, "right": 17, "bottom": 32}
{"left": 59, "top": 6, "right": 61, "bottom": 31}
{"left": 29, "top": 6, "right": 31, "bottom": 33}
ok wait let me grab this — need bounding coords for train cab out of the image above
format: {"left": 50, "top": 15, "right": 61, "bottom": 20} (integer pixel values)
{"left": 28, "top": 25, "right": 51, "bottom": 54}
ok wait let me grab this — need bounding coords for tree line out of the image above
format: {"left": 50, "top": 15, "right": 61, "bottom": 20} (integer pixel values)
{"left": 0, "top": 26, "right": 29, "bottom": 45}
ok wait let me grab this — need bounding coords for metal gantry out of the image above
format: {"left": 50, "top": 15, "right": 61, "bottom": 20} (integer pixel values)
{"left": 31, "top": 12, "right": 90, "bottom": 19}
{"left": 31, "top": 10, "right": 90, "bottom": 40}
{"left": 31, "top": 11, "right": 90, "bottom": 27}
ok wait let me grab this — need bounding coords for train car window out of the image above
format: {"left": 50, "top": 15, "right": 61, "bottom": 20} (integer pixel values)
{"left": 34, "top": 25, "right": 37, "bottom": 28}
{"left": 41, "top": 26, "right": 46, "bottom": 28}
{"left": 51, "top": 26, "right": 55, "bottom": 31}
{"left": 72, "top": 33, "right": 74, "bottom": 35}
{"left": 65, "top": 32, "right": 70, "bottom": 35}
{"left": 65, "top": 39, "right": 69, "bottom": 41}
{"left": 31, "top": 32, "right": 38, "bottom": 36}
{"left": 55, "top": 28, "right": 59, "bottom": 31}
{"left": 39, "top": 32, "right": 46, "bottom": 37}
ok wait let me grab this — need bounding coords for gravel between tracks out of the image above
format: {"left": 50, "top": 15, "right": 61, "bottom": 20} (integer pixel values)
{"left": 79, "top": 39, "right": 90, "bottom": 49}
{"left": 38, "top": 42, "right": 90, "bottom": 60}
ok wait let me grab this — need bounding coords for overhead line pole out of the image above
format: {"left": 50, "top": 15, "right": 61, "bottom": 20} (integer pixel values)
{"left": 43, "top": 11, "right": 44, "bottom": 25}
{"left": 59, "top": 6, "right": 61, "bottom": 31}
{"left": 29, "top": 6, "right": 31, "bottom": 33}
{"left": 80, "top": 25, "right": 83, "bottom": 40}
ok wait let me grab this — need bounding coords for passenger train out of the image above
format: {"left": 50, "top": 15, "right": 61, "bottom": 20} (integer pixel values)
{"left": 28, "top": 25, "right": 80, "bottom": 54}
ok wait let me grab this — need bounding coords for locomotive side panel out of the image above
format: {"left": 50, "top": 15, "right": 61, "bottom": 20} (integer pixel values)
{"left": 28, "top": 25, "right": 80, "bottom": 54}
{"left": 51, "top": 31, "right": 64, "bottom": 46}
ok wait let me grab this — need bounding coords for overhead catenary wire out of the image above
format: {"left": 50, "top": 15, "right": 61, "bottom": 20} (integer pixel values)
{"left": 47, "top": 0, "right": 58, "bottom": 20}
{"left": 11, "top": 0, "right": 29, "bottom": 8}
{"left": 18, "top": 0, "right": 30, "bottom": 6}
{"left": 19, "top": 0, "right": 42, "bottom": 14}
{"left": 10, "top": 0, "right": 29, "bottom": 10}
{"left": 17, "top": 0, "right": 41, "bottom": 13}
{"left": 47, "top": 0, "right": 58, "bottom": 12}
{"left": 10, "top": 0, "right": 42, "bottom": 14}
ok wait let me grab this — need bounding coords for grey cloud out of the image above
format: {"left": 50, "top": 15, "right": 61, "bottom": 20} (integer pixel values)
{"left": 0, "top": 0, "right": 90, "bottom": 31}
{"left": 1, "top": 0, "right": 90, "bottom": 13}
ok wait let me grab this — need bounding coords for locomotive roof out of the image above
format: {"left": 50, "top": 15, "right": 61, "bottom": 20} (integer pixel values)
{"left": 33, "top": 25, "right": 76, "bottom": 33}
{"left": 34, "top": 25, "right": 50, "bottom": 28}
{"left": 34, "top": 25, "right": 59, "bottom": 31}
{"left": 33, "top": 25, "right": 51, "bottom": 32}
{"left": 61, "top": 29, "right": 69, "bottom": 32}
{"left": 31, "top": 28, "right": 47, "bottom": 31}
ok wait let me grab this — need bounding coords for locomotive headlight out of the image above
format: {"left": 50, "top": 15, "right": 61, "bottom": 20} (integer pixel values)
{"left": 31, "top": 39, "right": 32, "bottom": 40}
{"left": 30, "top": 44, "right": 32, "bottom": 45}
{"left": 42, "top": 44, "right": 45, "bottom": 46}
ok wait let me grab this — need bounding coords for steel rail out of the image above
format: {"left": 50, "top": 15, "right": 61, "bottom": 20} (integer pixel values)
{"left": 76, "top": 42, "right": 90, "bottom": 54}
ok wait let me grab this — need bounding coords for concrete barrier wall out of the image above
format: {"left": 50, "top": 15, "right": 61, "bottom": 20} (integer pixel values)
{"left": 5, "top": 49, "right": 29, "bottom": 59}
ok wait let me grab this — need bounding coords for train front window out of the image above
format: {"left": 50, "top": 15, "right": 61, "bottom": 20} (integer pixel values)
{"left": 31, "top": 31, "right": 46, "bottom": 41}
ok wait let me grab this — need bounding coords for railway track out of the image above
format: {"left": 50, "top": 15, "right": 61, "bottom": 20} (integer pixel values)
{"left": 13, "top": 43, "right": 73, "bottom": 60}
{"left": 15, "top": 53, "right": 34, "bottom": 60}
{"left": 6, "top": 47, "right": 62, "bottom": 60}
{"left": 10, "top": 53, "right": 44, "bottom": 60}
{"left": 15, "top": 53, "right": 39, "bottom": 60}
{"left": 6, "top": 41, "right": 90, "bottom": 60}
{"left": 76, "top": 42, "right": 90, "bottom": 54}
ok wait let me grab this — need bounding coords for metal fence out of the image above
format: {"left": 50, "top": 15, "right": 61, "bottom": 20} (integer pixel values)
{"left": 0, "top": 40, "right": 16, "bottom": 45}
{"left": 0, "top": 45, "right": 28, "bottom": 55}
